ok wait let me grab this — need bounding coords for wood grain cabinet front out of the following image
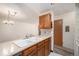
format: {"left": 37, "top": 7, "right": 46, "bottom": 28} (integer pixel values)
{"left": 37, "top": 41, "right": 45, "bottom": 56}
{"left": 39, "top": 13, "right": 52, "bottom": 29}
{"left": 21, "top": 37, "right": 51, "bottom": 56}
{"left": 44, "top": 39, "right": 49, "bottom": 56}
{"left": 21, "top": 45, "right": 37, "bottom": 56}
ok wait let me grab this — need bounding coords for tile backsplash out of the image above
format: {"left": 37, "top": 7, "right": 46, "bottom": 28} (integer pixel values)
{"left": 40, "top": 29, "right": 52, "bottom": 35}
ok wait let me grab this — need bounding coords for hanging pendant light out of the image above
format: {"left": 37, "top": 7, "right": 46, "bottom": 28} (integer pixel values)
{"left": 2, "top": 20, "right": 9, "bottom": 24}
{"left": 2, "top": 10, "right": 16, "bottom": 25}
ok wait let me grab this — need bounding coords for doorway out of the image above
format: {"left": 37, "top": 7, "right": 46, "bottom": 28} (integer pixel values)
{"left": 53, "top": 19, "right": 74, "bottom": 56}
{"left": 54, "top": 19, "right": 63, "bottom": 47}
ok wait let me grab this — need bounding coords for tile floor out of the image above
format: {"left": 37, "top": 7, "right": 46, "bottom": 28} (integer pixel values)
{"left": 49, "top": 52, "right": 62, "bottom": 56}
{"left": 49, "top": 45, "right": 74, "bottom": 56}
{"left": 53, "top": 45, "right": 74, "bottom": 56}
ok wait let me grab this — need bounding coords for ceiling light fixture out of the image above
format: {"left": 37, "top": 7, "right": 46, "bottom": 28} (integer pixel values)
{"left": 2, "top": 9, "right": 17, "bottom": 25}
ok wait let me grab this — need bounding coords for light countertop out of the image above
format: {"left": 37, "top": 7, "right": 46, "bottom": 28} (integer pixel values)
{"left": 0, "top": 35, "right": 51, "bottom": 56}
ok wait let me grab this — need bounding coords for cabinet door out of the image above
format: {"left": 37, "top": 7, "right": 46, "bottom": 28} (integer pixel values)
{"left": 44, "top": 14, "right": 52, "bottom": 29}
{"left": 37, "top": 41, "right": 45, "bottom": 56}
{"left": 22, "top": 45, "right": 37, "bottom": 56}
{"left": 44, "top": 39, "right": 50, "bottom": 56}
{"left": 39, "top": 16, "right": 44, "bottom": 29}
{"left": 49, "top": 38, "right": 51, "bottom": 53}
{"left": 44, "top": 38, "right": 51, "bottom": 56}
{"left": 39, "top": 14, "right": 52, "bottom": 29}
{"left": 38, "top": 47, "right": 45, "bottom": 56}
{"left": 45, "top": 42, "right": 49, "bottom": 56}
{"left": 31, "top": 53, "right": 38, "bottom": 56}
{"left": 28, "top": 50, "right": 38, "bottom": 56}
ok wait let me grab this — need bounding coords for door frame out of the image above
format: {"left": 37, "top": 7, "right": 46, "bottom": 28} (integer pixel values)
{"left": 54, "top": 19, "right": 63, "bottom": 47}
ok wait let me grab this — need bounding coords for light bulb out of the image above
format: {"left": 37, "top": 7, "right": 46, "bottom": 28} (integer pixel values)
{"left": 2, "top": 20, "right": 15, "bottom": 25}
{"left": 2, "top": 20, "right": 8, "bottom": 24}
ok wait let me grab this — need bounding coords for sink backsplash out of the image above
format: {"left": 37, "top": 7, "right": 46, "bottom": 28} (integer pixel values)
{"left": 40, "top": 29, "right": 52, "bottom": 35}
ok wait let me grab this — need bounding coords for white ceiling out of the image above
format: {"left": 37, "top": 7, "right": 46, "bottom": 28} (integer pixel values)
{"left": 0, "top": 3, "right": 75, "bottom": 22}
{"left": 51, "top": 3, "right": 75, "bottom": 16}
{"left": 25, "top": 3, "right": 75, "bottom": 16}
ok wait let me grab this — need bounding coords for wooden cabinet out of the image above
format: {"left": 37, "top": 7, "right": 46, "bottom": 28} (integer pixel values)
{"left": 44, "top": 39, "right": 49, "bottom": 56}
{"left": 37, "top": 37, "right": 51, "bottom": 56}
{"left": 21, "top": 37, "right": 51, "bottom": 56}
{"left": 49, "top": 38, "right": 51, "bottom": 53}
{"left": 39, "top": 13, "right": 52, "bottom": 29}
{"left": 37, "top": 41, "right": 45, "bottom": 56}
{"left": 39, "top": 15, "right": 44, "bottom": 28}
{"left": 21, "top": 45, "right": 37, "bottom": 56}
{"left": 44, "top": 37, "right": 51, "bottom": 56}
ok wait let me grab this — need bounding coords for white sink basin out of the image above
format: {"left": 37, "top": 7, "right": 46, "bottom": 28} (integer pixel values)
{"left": 29, "top": 37, "right": 38, "bottom": 42}
{"left": 13, "top": 37, "right": 38, "bottom": 47}
{"left": 13, "top": 39, "right": 33, "bottom": 47}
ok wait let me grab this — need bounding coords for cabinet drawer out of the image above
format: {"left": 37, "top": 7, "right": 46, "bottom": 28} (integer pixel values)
{"left": 37, "top": 41, "right": 45, "bottom": 49}
{"left": 38, "top": 40, "right": 44, "bottom": 46}
{"left": 44, "top": 39, "right": 49, "bottom": 43}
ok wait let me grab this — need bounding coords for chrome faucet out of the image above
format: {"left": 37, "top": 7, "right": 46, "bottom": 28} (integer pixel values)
{"left": 24, "top": 35, "right": 29, "bottom": 39}
{"left": 24, "top": 34, "right": 34, "bottom": 39}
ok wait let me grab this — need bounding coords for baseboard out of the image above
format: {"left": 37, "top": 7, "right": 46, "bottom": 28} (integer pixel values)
{"left": 50, "top": 50, "right": 53, "bottom": 52}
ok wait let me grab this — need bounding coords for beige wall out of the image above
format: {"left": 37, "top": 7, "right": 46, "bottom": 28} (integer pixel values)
{"left": 61, "top": 11, "right": 75, "bottom": 50}
{"left": 0, "top": 20, "right": 38, "bottom": 42}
